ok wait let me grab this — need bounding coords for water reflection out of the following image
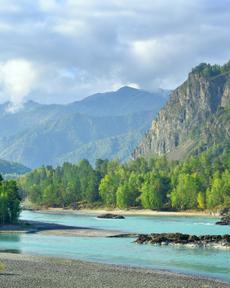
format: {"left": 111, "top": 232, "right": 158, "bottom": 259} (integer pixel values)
{"left": 0, "top": 249, "right": 21, "bottom": 254}
{"left": 0, "top": 234, "right": 21, "bottom": 242}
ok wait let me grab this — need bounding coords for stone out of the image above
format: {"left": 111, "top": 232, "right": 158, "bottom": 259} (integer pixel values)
{"left": 97, "top": 213, "right": 125, "bottom": 219}
{"left": 132, "top": 65, "right": 230, "bottom": 161}
{"left": 134, "top": 233, "right": 230, "bottom": 248}
{"left": 216, "top": 216, "right": 230, "bottom": 225}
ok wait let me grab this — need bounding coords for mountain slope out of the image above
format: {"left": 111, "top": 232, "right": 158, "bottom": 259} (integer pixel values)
{"left": 69, "top": 86, "right": 168, "bottom": 116}
{"left": 0, "top": 87, "right": 168, "bottom": 167}
{"left": 133, "top": 62, "right": 230, "bottom": 160}
{"left": 57, "top": 131, "right": 145, "bottom": 165}
{"left": 0, "top": 159, "right": 30, "bottom": 176}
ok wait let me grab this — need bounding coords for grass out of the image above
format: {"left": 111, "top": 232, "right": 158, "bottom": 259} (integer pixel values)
{"left": 0, "top": 262, "right": 5, "bottom": 272}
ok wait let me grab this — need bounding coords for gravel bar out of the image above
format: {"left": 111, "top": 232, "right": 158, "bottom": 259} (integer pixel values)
{"left": 0, "top": 253, "right": 229, "bottom": 288}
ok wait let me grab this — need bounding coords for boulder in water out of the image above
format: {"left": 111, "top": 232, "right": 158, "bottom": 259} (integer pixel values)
{"left": 216, "top": 215, "right": 230, "bottom": 225}
{"left": 97, "top": 213, "right": 125, "bottom": 219}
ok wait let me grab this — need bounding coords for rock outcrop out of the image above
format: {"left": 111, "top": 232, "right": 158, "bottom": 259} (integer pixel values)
{"left": 135, "top": 233, "right": 230, "bottom": 248}
{"left": 133, "top": 62, "right": 230, "bottom": 160}
{"left": 216, "top": 216, "right": 230, "bottom": 225}
{"left": 97, "top": 213, "right": 125, "bottom": 219}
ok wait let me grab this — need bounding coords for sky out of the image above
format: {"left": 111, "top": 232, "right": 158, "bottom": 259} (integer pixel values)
{"left": 0, "top": 0, "right": 230, "bottom": 110}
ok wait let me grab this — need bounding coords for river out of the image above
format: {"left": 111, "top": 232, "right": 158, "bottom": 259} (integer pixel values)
{"left": 0, "top": 210, "right": 229, "bottom": 281}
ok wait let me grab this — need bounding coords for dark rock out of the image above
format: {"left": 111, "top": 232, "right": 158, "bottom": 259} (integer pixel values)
{"left": 216, "top": 215, "right": 230, "bottom": 225}
{"left": 132, "top": 62, "right": 230, "bottom": 161}
{"left": 97, "top": 213, "right": 125, "bottom": 219}
{"left": 135, "top": 234, "right": 151, "bottom": 244}
{"left": 188, "top": 235, "right": 199, "bottom": 242}
{"left": 134, "top": 233, "right": 230, "bottom": 248}
{"left": 108, "top": 233, "right": 138, "bottom": 238}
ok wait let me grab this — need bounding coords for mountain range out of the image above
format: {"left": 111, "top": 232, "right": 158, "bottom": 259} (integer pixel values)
{"left": 0, "top": 86, "right": 168, "bottom": 168}
{"left": 0, "top": 159, "right": 30, "bottom": 176}
{"left": 133, "top": 61, "right": 230, "bottom": 160}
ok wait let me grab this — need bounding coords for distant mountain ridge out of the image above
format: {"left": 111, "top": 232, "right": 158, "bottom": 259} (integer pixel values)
{"left": 0, "top": 159, "right": 30, "bottom": 176}
{"left": 68, "top": 86, "right": 169, "bottom": 116}
{"left": 133, "top": 61, "right": 230, "bottom": 160}
{"left": 0, "top": 86, "right": 169, "bottom": 167}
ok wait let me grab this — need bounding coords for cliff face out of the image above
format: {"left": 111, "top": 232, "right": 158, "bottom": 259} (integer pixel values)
{"left": 133, "top": 64, "right": 230, "bottom": 160}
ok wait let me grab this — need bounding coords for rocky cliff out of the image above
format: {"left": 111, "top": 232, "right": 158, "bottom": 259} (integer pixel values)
{"left": 133, "top": 62, "right": 230, "bottom": 160}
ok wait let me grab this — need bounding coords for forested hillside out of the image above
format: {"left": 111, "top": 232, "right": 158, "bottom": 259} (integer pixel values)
{"left": 18, "top": 62, "right": 230, "bottom": 211}
{"left": 19, "top": 144, "right": 230, "bottom": 210}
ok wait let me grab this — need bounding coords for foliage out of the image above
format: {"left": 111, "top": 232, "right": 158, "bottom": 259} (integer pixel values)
{"left": 140, "top": 173, "right": 169, "bottom": 209}
{"left": 192, "top": 61, "right": 230, "bottom": 78}
{"left": 18, "top": 144, "right": 230, "bottom": 211}
{"left": 171, "top": 173, "right": 200, "bottom": 210}
{"left": 0, "top": 262, "right": 4, "bottom": 272}
{"left": 0, "top": 176, "right": 21, "bottom": 225}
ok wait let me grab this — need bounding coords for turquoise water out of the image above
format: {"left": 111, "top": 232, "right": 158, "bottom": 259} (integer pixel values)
{"left": 0, "top": 211, "right": 229, "bottom": 281}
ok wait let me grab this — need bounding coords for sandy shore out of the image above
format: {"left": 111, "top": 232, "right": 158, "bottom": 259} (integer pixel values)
{"left": 37, "top": 207, "right": 218, "bottom": 217}
{"left": 0, "top": 220, "right": 128, "bottom": 237}
{"left": 0, "top": 253, "right": 229, "bottom": 288}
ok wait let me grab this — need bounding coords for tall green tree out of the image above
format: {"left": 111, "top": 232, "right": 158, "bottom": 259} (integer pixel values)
{"left": 141, "top": 173, "right": 169, "bottom": 209}
{"left": 0, "top": 176, "right": 21, "bottom": 224}
{"left": 171, "top": 173, "right": 200, "bottom": 210}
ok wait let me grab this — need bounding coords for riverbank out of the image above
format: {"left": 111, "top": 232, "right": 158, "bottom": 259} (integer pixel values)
{"left": 35, "top": 207, "right": 219, "bottom": 217}
{"left": 0, "top": 221, "right": 127, "bottom": 237}
{"left": 0, "top": 253, "right": 229, "bottom": 288}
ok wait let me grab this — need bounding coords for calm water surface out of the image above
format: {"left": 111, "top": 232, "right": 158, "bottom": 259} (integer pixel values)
{"left": 0, "top": 211, "right": 229, "bottom": 281}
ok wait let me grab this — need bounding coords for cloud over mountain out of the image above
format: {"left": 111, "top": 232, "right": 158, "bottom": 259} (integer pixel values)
{"left": 0, "top": 0, "right": 230, "bottom": 104}
{"left": 0, "top": 59, "right": 38, "bottom": 111}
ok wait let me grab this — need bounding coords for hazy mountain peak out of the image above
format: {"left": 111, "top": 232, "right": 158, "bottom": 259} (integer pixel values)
{"left": 0, "top": 87, "right": 168, "bottom": 167}
{"left": 117, "top": 86, "right": 139, "bottom": 92}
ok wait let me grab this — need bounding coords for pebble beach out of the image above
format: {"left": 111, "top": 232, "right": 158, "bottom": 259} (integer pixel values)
{"left": 0, "top": 253, "right": 229, "bottom": 288}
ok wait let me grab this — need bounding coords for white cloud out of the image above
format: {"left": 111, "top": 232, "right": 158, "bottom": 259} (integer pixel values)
{"left": 53, "top": 19, "right": 87, "bottom": 36}
{"left": 0, "top": 59, "right": 38, "bottom": 112}
{"left": 0, "top": 22, "right": 12, "bottom": 32}
{"left": 0, "top": 0, "right": 230, "bottom": 103}
{"left": 39, "top": 0, "right": 58, "bottom": 11}
{"left": 112, "top": 82, "right": 140, "bottom": 91}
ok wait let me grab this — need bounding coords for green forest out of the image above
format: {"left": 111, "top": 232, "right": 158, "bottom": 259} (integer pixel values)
{"left": 18, "top": 144, "right": 230, "bottom": 211}
{"left": 192, "top": 60, "right": 230, "bottom": 78}
{"left": 0, "top": 175, "right": 21, "bottom": 225}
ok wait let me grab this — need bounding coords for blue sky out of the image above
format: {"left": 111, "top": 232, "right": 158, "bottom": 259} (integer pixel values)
{"left": 0, "top": 0, "right": 230, "bottom": 109}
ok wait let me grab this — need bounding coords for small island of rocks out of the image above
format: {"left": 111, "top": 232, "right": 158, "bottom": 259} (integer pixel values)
{"left": 135, "top": 233, "right": 230, "bottom": 248}
{"left": 97, "top": 213, "right": 125, "bottom": 219}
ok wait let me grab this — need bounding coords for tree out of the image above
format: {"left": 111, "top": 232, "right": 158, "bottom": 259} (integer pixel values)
{"left": 197, "top": 192, "right": 205, "bottom": 209}
{"left": 99, "top": 174, "right": 119, "bottom": 206}
{"left": 116, "top": 183, "right": 131, "bottom": 209}
{"left": 0, "top": 177, "right": 21, "bottom": 225}
{"left": 141, "top": 173, "right": 169, "bottom": 210}
{"left": 78, "top": 160, "right": 98, "bottom": 203}
{"left": 206, "top": 170, "right": 230, "bottom": 208}
{"left": 171, "top": 173, "right": 199, "bottom": 210}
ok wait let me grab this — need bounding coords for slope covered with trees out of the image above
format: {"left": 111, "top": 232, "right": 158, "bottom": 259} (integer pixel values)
{"left": 19, "top": 144, "right": 230, "bottom": 211}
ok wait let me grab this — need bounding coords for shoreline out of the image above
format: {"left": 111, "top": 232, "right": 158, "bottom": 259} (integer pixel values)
{"left": 0, "top": 253, "right": 229, "bottom": 288}
{"left": 32, "top": 207, "right": 219, "bottom": 217}
{"left": 0, "top": 220, "right": 127, "bottom": 237}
